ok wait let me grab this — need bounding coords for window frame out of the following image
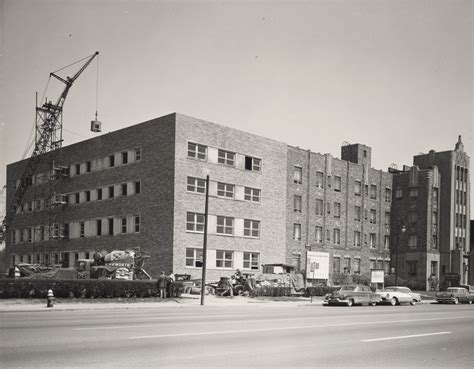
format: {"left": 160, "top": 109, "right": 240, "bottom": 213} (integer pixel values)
{"left": 243, "top": 219, "right": 260, "bottom": 238}
{"left": 243, "top": 252, "right": 260, "bottom": 270}
{"left": 217, "top": 149, "right": 235, "bottom": 166}
{"left": 216, "top": 216, "right": 234, "bottom": 235}
{"left": 187, "top": 142, "right": 207, "bottom": 160}
{"left": 244, "top": 187, "right": 261, "bottom": 203}
{"left": 216, "top": 250, "right": 233, "bottom": 269}
{"left": 186, "top": 212, "right": 205, "bottom": 233}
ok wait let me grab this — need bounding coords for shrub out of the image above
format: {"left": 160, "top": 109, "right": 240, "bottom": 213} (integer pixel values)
{"left": 0, "top": 279, "right": 158, "bottom": 299}
{"left": 384, "top": 274, "right": 407, "bottom": 287}
{"left": 351, "top": 273, "right": 371, "bottom": 286}
{"left": 304, "top": 286, "right": 338, "bottom": 297}
{"left": 331, "top": 272, "right": 352, "bottom": 286}
{"left": 250, "top": 286, "right": 292, "bottom": 297}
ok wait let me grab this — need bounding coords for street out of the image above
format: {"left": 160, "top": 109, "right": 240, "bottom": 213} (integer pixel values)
{"left": 1, "top": 303, "right": 474, "bottom": 368}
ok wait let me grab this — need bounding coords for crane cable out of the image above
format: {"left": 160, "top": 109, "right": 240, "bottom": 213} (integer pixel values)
{"left": 95, "top": 54, "right": 100, "bottom": 121}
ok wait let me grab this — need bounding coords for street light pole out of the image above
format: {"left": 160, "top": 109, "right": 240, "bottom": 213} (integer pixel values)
{"left": 200, "top": 174, "right": 210, "bottom": 306}
{"left": 395, "top": 223, "right": 406, "bottom": 285}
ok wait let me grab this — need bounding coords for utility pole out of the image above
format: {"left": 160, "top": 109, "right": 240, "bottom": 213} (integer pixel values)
{"left": 200, "top": 175, "right": 210, "bottom": 306}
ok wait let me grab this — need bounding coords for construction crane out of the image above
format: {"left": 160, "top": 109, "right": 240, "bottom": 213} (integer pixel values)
{"left": 0, "top": 51, "right": 99, "bottom": 240}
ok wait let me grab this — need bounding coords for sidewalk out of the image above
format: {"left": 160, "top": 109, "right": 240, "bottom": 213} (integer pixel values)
{"left": 0, "top": 294, "right": 323, "bottom": 312}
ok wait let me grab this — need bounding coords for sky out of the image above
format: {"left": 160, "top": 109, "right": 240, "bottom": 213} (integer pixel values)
{"left": 0, "top": 0, "right": 472, "bottom": 217}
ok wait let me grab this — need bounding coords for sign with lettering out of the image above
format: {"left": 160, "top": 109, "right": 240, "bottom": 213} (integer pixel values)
{"left": 306, "top": 251, "right": 329, "bottom": 279}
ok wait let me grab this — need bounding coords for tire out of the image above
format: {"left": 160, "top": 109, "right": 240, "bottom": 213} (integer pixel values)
{"left": 233, "top": 285, "right": 244, "bottom": 296}
{"left": 453, "top": 298, "right": 459, "bottom": 305}
{"left": 390, "top": 297, "right": 398, "bottom": 306}
{"left": 369, "top": 301, "right": 377, "bottom": 306}
{"left": 410, "top": 300, "right": 416, "bottom": 306}
{"left": 468, "top": 300, "right": 472, "bottom": 305}
{"left": 347, "top": 299, "right": 354, "bottom": 307}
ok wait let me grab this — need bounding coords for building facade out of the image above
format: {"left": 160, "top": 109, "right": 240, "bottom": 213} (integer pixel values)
{"left": 287, "top": 144, "right": 393, "bottom": 282}
{"left": 390, "top": 165, "right": 441, "bottom": 290}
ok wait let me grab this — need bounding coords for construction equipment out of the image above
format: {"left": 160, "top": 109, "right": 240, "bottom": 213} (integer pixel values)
{"left": 1, "top": 52, "right": 99, "bottom": 249}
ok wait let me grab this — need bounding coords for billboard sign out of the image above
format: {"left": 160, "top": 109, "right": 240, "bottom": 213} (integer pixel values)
{"left": 306, "top": 251, "right": 330, "bottom": 279}
{"left": 371, "top": 269, "right": 385, "bottom": 284}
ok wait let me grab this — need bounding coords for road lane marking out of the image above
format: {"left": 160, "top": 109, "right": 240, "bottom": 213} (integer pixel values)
{"left": 129, "top": 315, "right": 474, "bottom": 340}
{"left": 362, "top": 332, "right": 451, "bottom": 342}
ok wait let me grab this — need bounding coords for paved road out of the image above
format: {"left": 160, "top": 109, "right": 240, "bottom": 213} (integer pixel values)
{"left": 1, "top": 303, "right": 474, "bottom": 368}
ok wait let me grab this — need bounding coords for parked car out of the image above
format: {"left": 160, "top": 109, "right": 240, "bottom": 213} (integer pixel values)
{"left": 377, "top": 286, "right": 421, "bottom": 306}
{"left": 435, "top": 287, "right": 474, "bottom": 304}
{"left": 324, "top": 284, "right": 382, "bottom": 306}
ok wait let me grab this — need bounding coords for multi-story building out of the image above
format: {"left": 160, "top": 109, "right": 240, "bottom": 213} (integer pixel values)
{"left": 287, "top": 143, "right": 393, "bottom": 281}
{"left": 390, "top": 136, "right": 471, "bottom": 287}
{"left": 390, "top": 165, "right": 441, "bottom": 290}
{"left": 5, "top": 113, "right": 288, "bottom": 280}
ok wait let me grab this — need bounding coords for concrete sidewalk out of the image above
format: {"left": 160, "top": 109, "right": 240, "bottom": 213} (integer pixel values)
{"left": 0, "top": 294, "right": 323, "bottom": 312}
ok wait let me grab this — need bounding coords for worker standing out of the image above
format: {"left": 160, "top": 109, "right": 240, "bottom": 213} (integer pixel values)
{"left": 157, "top": 271, "right": 167, "bottom": 298}
{"left": 167, "top": 271, "right": 175, "bottom": 298}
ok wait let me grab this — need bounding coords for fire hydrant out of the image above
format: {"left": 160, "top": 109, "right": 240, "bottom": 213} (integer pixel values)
{"left": 47, "top": 289, "right": 55, "bottom": 308}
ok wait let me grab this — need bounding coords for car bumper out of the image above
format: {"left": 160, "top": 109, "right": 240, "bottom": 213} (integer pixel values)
{"left": 324, "top": 299, "right": 352, "bottom": 306}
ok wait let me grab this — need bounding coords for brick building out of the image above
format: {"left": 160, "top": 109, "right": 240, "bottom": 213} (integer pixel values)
{"left": 5, "top": 113, "right": 288, "bottom": 280}
{"left": 287, "top": 144, "right": 393, "bottom": 282}
{"left": 389, "top": 165, "right": 441, "bottom": 290}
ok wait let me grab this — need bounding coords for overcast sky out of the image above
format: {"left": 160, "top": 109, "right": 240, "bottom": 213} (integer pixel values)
{"left": 0, "top": 0, "right": 472, "bottom": 217}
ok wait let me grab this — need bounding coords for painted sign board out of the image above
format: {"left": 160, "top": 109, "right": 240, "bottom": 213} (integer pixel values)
{"left": 306, "top": 251, "right": 330, "bottom": 279}
{"left": 371, "top": 269, "right": 385, "bottom": 284}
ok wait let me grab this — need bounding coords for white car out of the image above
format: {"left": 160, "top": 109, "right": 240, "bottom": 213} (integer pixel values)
{"left": 378, "top": 286, "right": 421, "bottom": 306}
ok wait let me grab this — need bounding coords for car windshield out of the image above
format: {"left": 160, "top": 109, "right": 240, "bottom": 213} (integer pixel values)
{"left": 340, "top": 286, "right": 356, "bottom": 291}
{"left": 385, "top": 287, "right": 398, "bottom": 292}
{"left": 447, "top": 288, "right": 463, "bottom": 293}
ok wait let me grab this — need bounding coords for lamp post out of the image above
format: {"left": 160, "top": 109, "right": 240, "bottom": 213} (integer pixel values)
{"left": 200, "top": 174, "right": 210, "bottom": 306}
{"left": 395, "top": 223, "right": 406, "bottom": 285}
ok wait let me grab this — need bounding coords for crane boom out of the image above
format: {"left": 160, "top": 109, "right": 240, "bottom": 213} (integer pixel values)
{"left": 1, "top": 51, "right": 99, "bottom": 239}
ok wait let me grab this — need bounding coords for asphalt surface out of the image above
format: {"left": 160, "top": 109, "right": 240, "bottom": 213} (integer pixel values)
{"left": 1, "top": 300, "right": 474, "bottom": 368}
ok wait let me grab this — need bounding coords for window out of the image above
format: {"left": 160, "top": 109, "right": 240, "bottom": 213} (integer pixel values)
{"left": 364, "top": 185, "right": 369, "bottom": 197}
{"left": 333, "top": 257, "right": 340, "bottom": 273}
{"left": 370, "top": 259, "right": 376, "bottom": 270}
{"left": 186, "top": 248, "right": 203, "bottom": 267}
{"left": 134, "top": 147, "right": 142, "bottom": 161}
{"left": 109, "top": 155, "right": 115, "bottom": 168}
{"left": 384, "top": 235, "right": 390, "bottom": 249}
{"left": 293, "top": 224, "right": 301, "bottom": 241}
{"left": 96, "top": 220, "right": 102, "bottom": 236}
{"left": 384, "top": 212, "right": 390, "bottom": 227}
{"left": 294, "top": 166, "right": 302, "bottom": 184}
{"left": 121, "top": 218, "right": 127, "bottom": 233}
{"left": 370, "top": 209, "right": 376, "bottom": 224}
{"left": 188, "top": 142, "right": 207, "bottom": 160}
{"left": 134, "top": 215, "right": 140, "bottom": 233}
{"left": 315, "top": 171, "right": 323, "bottom": 189}
{"left": 333, "top": 229, "right": 341, "bottom": 245}
{"left": 243, "top": 252, "right": 259, "bottom": 270}
{"left": 315, "top": 226, "right": 323, "bottom": 243}
{"left": 315, "top": 199, "right": 324, "bottom": 216}
{"left": 354, "top": 206, "right": 361, "bottom": 221}
{"left": 432, "top": 235, "right": 438, "bottom": 249}
{"left": 385, "top": 188, "right": 392, "bottom": 202}
{"left": 353, "top": 259, "right": 361, "bottom": 274}
{"left": 122, "top": 183, "right": 128, "bottom": 196}
{"left": 408, "top": 236, "right": 417, "bottom": 249}
{"left": 28, "top": 201, "right": 33, "bottom": 212}
{"left": 408, "top": 261, "right": 417, "bottom": 277}
{"left": 217, "top": 216, "right": 234, "bottom": 235}
{"left": 187, "top": 177, "right": 206, "bottom": 194}
{"left": 326, "top": 229, "right": 331, "bottom": 241}
{"left": 108, "top": 218, "right": 114, "bottom": 235}
{"left": 294, "top": 195, "right": 302, "bottom": 212}
{"left": 97, "top": 188, "right": 103, "bottom": 200}
{"left": 28, "top": 228, "right": 32, "bottom": 242}
{"left": 395, "top": 188, "right": 403, "bottom": 199}
{"left": 244, "top": 219, "right": 260, "bottom": 238}
{"left": 409, "top": 212, "right": 417, "bottom": 224}
{"left": 409, "top": 187, "right": 418, "bottom": 197}
{"left": 326, "top": 202, "right": 331, "bottom": 215}
{"left": 334, "top": 176, "right": 341, "bottom": 192}
{"left": 86, "top": 161, "right": 91, "bottom": 173}
{"left": 217, "top": 182, "right": 235, "bottom": 198}
{"left": 75, "top": 164, "right": 81, "bottom": 175}
{"left": 217, "top": 149, "right": 235, "bottom": 166}
{"left": 245, "top": 156, "right": 261, "bottom": 172}
{"left": 122, "top": 151, "right": 128, "bottom": 165}
{"left": 80, "top": 222, "right": 85, "bottom": 238}
{"left": 186, "top": 212, "right": 205, "bottom": 233}
{"left": 355, "top": 181, "right": 362, "bottom": 196}
{"left": 244, "top": 187, "right": 260, "bottom": 202}
{"left": 334, "top": 202, "right": 341, "bottom": 218}
{"left": 216, "top": 250, "right": 233, "bottom": 268}
{"left": 370, "top": 185, "right": 377, "bottom": 199}
{"left": 74, "top": 193, "right": 79, "bottom": 204}
{"left": 376, "top": 260, "right": 383, "bottom": 270}
{"left": 343, "top": 258, "right": 351, "bottom": 274}
{"left": 369, "top": 233, "right": 376, "bottom": 248}
{"left": 12, "top": 230, "right": 16, "bottom": 244}
{"left": 86, "top": 190, "right": 91, "bottom": 202}
{"left": 109, "top": 186, "right": 115, "bottom": 198}
{"left": 354, "top": 231, "right": 361, "bottom": 247}
{"left": 35, "top": 199, "right": 42, "bottom": 211}
{"left": 135, "top": 181, "right": 141, "bottom": 194}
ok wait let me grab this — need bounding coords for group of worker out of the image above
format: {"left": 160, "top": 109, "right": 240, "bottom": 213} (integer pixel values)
{"left": 218, "top": 269, "right": 258, "bottom": 297}
{"left": 157, "top": 271, "right": 175, "bottom": 298}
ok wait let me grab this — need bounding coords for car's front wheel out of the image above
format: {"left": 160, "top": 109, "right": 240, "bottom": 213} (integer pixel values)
{"left": 390, "top": 297, "right": 398, "bottom": 306}
{"left": 410, "top": 300, "right": 416, "bottom": 306}
{"left": 453, "top": 298, "right": 459, "bottom": 305}
{"left": 347, "top": 299, "right": 354, "bottom": 307}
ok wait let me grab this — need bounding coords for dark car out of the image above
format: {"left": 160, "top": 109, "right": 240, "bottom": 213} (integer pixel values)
{"left": 435, "top": 287, "right": 474, "bottom": 304}
{"left": 324, "top": 284, "right": 382, "bottom": 306}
